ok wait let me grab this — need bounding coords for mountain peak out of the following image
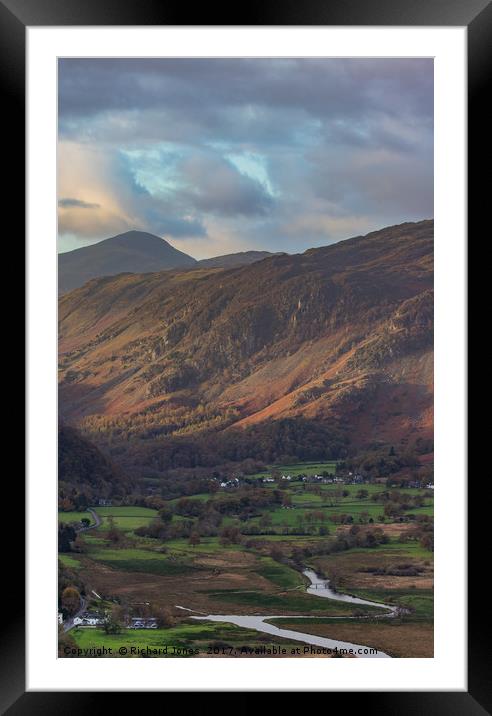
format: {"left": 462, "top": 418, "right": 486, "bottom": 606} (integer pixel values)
{"left": 58, "top": 229, "right": 196, "bottom": 294}
{"left": 106, "top": 230, "right": 169, "bottom": 244}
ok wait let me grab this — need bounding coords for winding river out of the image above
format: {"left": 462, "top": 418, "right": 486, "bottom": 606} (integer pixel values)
{"left": 181, "top": 568, "right": 396, "bottom": 658}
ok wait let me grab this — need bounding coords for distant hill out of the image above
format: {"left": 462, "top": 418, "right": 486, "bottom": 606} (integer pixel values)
{"left": 59, "top": 220, "right": 433, "bottom": 475}
{"left": 58, "top": 230, "right": 197, "bottom": 294}
{"left": 198, "top": 250, "right": 282, "bottom": 269}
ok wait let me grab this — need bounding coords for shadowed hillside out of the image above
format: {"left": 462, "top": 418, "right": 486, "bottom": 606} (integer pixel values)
{"left": 59, "top": 220, "right": 433, "bottom": 476}
{"left": 58, "top": 424, "right": 131, "bottom": 497}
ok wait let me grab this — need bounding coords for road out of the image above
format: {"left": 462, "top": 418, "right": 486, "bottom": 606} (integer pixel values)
{"left": 62, "top": 507, "right": 101, "bottom": 632}
{"left": 82, "top": 508, "right": 101, "bottom": 531}
{"left": 63, "top": 596, "right": 86, "bottom": 632}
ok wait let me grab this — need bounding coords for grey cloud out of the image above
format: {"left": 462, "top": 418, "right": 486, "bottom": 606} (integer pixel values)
{"left": 59, "top": 58, "right": 433, "bottom": 126}
{"left": 178, "top": 154, "right": 273, "bottom": 217}
{"left": 142, "top": 210, "right": 207, "bottom": 238}
{"left": 58, "top": 197, "right": 101, "bottom": 209}
{"left": 58, "top": 58, "right": 433, "bottom": 255}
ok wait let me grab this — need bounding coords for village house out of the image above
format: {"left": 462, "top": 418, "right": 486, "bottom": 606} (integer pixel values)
{"left": 220, "top": 478, "right": 240, "bottom": 489}
{"left": 128, "top": 617, "right": 158, "bottom": 629}
{"left": 98, "top": 498, "right": 112, "bottom": 506}
{"left": 58, "top": 613, "right": 63, "bottom": 625}
{"left": 73, "top": 611, "right": 106, "bottom": 626}
{"left": 349, "top": 474, "right": 364, "bottom": 484}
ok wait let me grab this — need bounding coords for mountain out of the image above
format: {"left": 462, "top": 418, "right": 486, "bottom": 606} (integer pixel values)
{"left": 197, "top": 250, "right": 282, "bottom": 269}
{"left": 59, "top": 220, "right": 433, "bottom": 475}
{"left": 58, "top": 230, "right": 197, "bottom": 294}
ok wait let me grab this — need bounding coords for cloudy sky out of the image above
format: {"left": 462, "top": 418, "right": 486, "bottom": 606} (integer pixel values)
{"left": 58, "top": 58, "right": 433, "bottom": 258}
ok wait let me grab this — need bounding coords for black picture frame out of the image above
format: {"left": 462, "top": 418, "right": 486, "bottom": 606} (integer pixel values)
{"left": 4, "top": 0, "right": 480, "bottom": 710}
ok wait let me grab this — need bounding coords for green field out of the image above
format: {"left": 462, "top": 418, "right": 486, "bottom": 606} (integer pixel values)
{"left": 87, "top": 546, "right": 201, "bottom": 576}
{"left": 67, "top": 621, "right": 294, "bottom": 657}
{"left": 93, "top": 506, "right": 158, "bottom": 532}
{"left": 58, "top": 554, "right": 82, "bottom": 568}
{"left": 58, "top": 511, "right": 93, "bottom": 525}
{"left": 199, "top": 588, "right": 381, "bottom": 615}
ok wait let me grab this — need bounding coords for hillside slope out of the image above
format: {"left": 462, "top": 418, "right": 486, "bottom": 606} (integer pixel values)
{"left": 197, "top": 250, "right": 282, "bottom": 269}
{"left": 59, "top": 220, "right": 433, "bottom": 473}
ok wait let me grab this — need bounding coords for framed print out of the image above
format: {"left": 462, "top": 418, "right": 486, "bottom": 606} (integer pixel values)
{"left": 3, "top": 0, "right": 483, "bottom": 708}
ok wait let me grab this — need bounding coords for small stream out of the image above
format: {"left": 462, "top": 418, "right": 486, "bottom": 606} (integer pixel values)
{"left": 185, "top": 568, "right": 395, "bottom": 659}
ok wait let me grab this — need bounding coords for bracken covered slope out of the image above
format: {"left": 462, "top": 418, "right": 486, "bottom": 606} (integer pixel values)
{"left": 59, "top": 220, "right": 433, "bottom": 471}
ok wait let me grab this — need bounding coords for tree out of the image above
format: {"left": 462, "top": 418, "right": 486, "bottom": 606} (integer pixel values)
{"left": 219, "top": 526, "right": 241, "bottom": 546}
{"left": 154, "top": 607, "right": 175, "bottom": 628}
{"left": 59, "top": 497, "right": 75, "bottom": 512}
{"left": 58, "top": 523, "right": 77, "bottom": 552}
{"left": 72, "top": 535, "right": 86, "bottom": 553}
{"left": 269, "top": 546, "right": 284, "bottom": 562}
{"left": 111, "top": 604, "right": 127, "bottom": 624}
{"left": 189, "top": 531, "right": 201, "bottom": 546}
{"left": 158, "top": 507, "right": 173, "bottom": 524}
{"left": 107, "top": 515, "right": 122, "bottom": 543}
{"left": 103, "top": 615, "right": 121, "bottom": 634}
{"left": 356, "top": 489, "right": 369, "bottom": 500}
{"left": 58, "top": 629, "right": 78, "bottom": 657}
{"left": 327, "top": 566, "right": 346, "bottom": 592}
{"left": 420, "top": 533, "right": 434, "bottom": 551}
{"left": 61, "top": 586, "right": 81, "bottom": 615}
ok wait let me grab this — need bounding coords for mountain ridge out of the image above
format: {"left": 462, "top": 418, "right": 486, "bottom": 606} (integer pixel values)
{"left": 197, "top": 250, "right": 282, "bottom": 269}
{"left": 59, "top": 230, "right": 282, "bottom": 293}
{"left": 59, "top": 219, "right": 433, "bottom": 475}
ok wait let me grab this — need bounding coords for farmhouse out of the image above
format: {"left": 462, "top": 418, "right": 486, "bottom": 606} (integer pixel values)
{"left": 73, "top": 611, "right": 106, "bottom": 626}
{"left": 220, "top": 478, "right": 240, "bottom": 489}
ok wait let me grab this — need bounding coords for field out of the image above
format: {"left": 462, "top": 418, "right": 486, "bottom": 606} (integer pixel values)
{"left": 58, "top": 553, "right": 82, "bottom": 569}
{"left": 265, "top": 618, "right": 434, "bottom": 658}
{"left": 94, "top": 506, "right": 159, "bottom": 531}
{"left": 59, "top": 461, "right": 433, "bottom": 658}
{"left": 58, "top": 510, "right": 94, "bottom": 525}
{"left": 68, "top": 621, "right": 347, "bottom": 658}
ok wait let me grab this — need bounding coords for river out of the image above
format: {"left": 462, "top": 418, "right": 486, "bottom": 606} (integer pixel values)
{"left": 184, "top": 568, "right": 395, "bottom": 658}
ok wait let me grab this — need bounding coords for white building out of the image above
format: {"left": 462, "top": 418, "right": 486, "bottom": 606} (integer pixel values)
{"left": 73, "top": 611, "right": 106, "bottom": 626}
{"left": 129, "top": 617, "right": 158, "bottom": 629}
